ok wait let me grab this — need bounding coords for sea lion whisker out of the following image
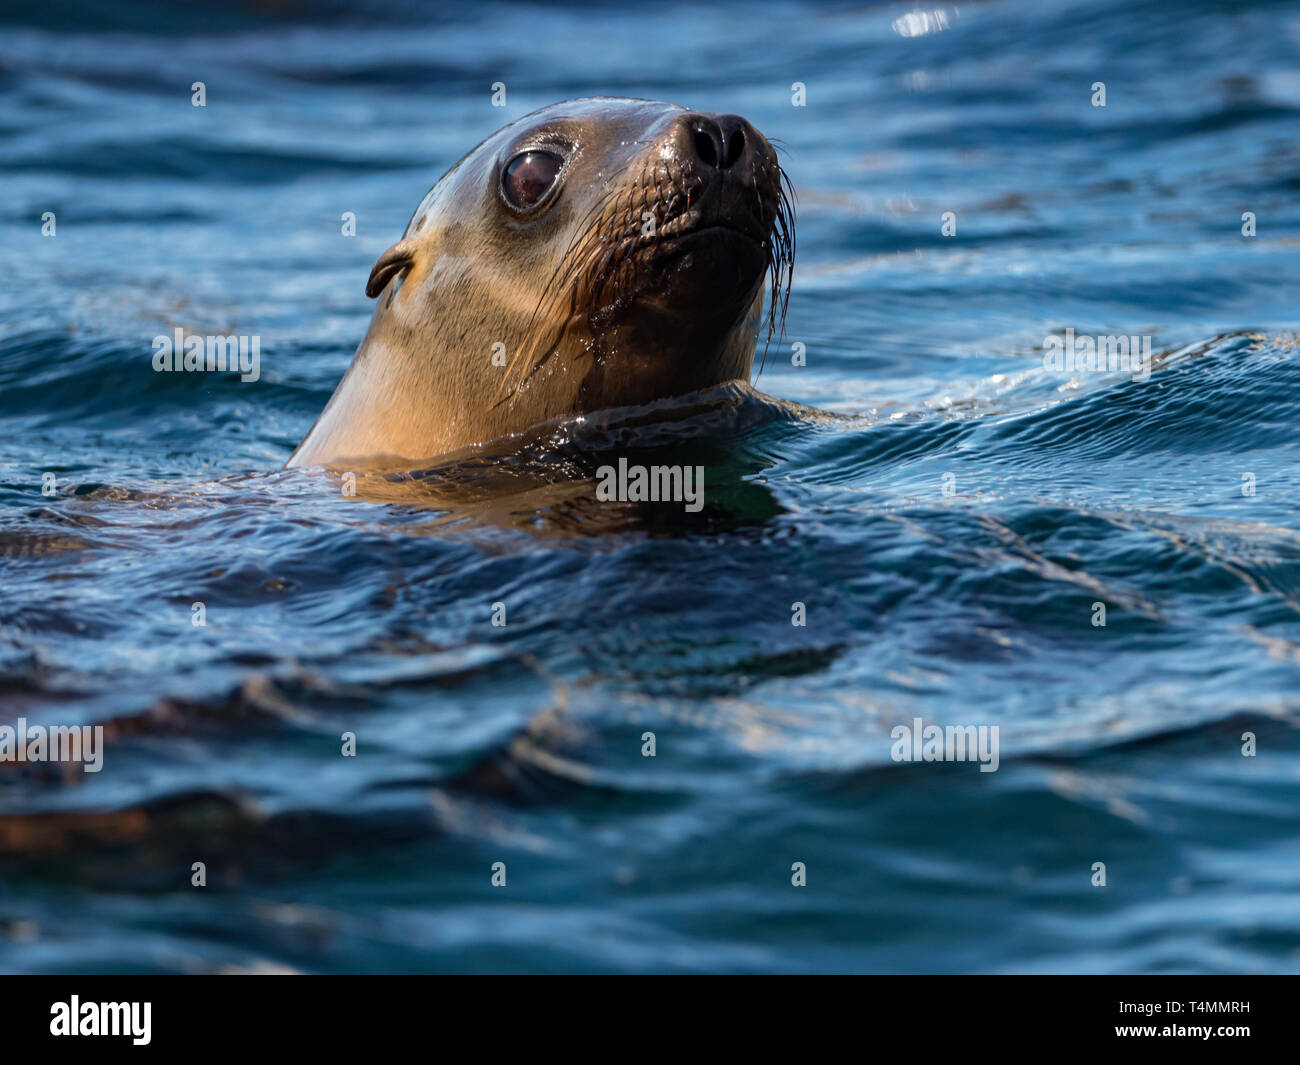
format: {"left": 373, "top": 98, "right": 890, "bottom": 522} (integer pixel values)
{"left": 500, "top": 183, "right": 633, "bottom": 399}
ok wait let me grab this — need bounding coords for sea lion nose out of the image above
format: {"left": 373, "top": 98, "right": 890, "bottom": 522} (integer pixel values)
{"left": 681, "top": 112, "right": 753, "bottom": 170}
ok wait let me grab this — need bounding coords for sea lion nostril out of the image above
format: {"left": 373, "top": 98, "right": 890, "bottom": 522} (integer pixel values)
{"left": 686, "top": 113, "right": 749, "bottom": 170}
{"left": 715, "top": 115, "right": 751, "bottom": 168}
{"left": 727, "top": 129, "right": 745, "bottom": 165}
{"left": 691, "top": 123, "right": 722, "bottom": 168}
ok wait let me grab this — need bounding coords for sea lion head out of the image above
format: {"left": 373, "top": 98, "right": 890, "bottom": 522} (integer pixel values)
{"left": 289, "top": 98, "right": 794, "bottom": 466}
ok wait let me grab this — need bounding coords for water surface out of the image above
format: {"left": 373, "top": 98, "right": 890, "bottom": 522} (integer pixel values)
{"left": 2, "top": 0, "right": 1299, "bottom": 973}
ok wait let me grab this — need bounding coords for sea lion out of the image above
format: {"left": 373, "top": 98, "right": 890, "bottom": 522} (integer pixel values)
{"left": 286, "top": 97, "right": 794, "bottom": 468}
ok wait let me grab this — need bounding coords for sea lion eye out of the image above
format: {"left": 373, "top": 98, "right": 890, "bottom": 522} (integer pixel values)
{"left": 503, "top": 150, "right": 563, "bottom": 210}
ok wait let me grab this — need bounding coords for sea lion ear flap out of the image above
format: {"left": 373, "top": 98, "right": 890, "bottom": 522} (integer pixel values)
{"left": 365, "top": 239, "right": 418, "bottom": 299}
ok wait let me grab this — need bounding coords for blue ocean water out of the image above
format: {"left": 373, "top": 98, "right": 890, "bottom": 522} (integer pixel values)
{"left": 1, "top": 0, "right": 1299, "bottom": 973}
